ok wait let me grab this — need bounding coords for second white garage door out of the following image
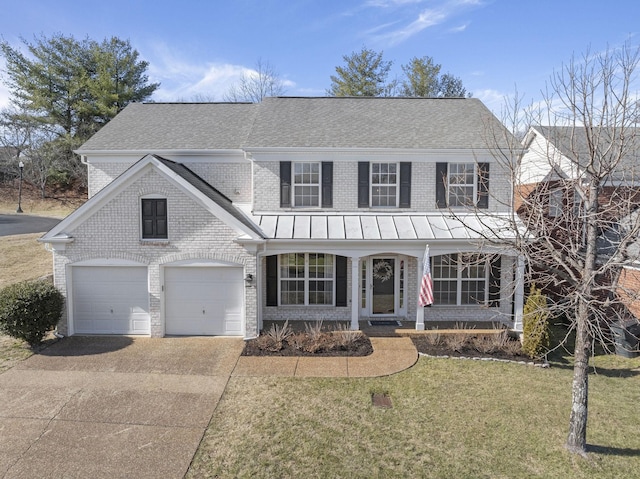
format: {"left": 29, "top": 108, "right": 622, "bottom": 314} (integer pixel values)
{"left": 164, "top": 266, "right": 244, "bottom": 336}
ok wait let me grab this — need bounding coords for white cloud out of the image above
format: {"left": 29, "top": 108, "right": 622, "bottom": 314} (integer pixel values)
{"left": 449, "top": 22, "right": 469, "bottom": 33}
{"left": 147, "top": 44, "right": 296, "bottom": 102}
{"left": 370, "top": 0, "right": 484, "bottom": 45}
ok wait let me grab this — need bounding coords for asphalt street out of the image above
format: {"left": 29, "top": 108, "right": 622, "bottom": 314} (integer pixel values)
{"left": 0, "top": 214, "right": 61, "bottom": 237}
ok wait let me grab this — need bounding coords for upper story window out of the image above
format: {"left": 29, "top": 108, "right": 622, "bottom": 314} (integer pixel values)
{"left": 141, "top": 198, "right": 167, "bottom": 239}
{"left": 447, "top": 163, "right": 476, "bottom": 207}
{"left": 436, "top": 162, "right": 489, "bottom": 209}
{"left": 280, "top": 161, "right": 332, "bottom": 208}
{"left": 371, "top": 163, "right": 398, "bottom": 207}
{"left": 358, "top": 162, "right": 411, "bottom": 208}
{"left": 293, "top": 162, "right": 320, "bottom": 207}
{"left": 549, "top": 189, "right": 563, "bottom": 217}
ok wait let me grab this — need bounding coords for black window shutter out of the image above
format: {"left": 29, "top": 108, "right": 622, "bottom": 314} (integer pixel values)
{"left": 488, "top": 255, "right": 501, "bottom": 307}
{"left": 142, "top": 198, "right": 167, "bottom": 239}
{"left": 322, "top": 162, "right": 333, "bottom": 208}
{"left": 477, "top": 162, "right": 490, "bottom": 209}
{"left": 436, "top": 163, "right": 447, "bottom": 208}
{"left": 266, "top": 255, "right": 278, "bottom": 306}
{"left": 280, "top": 161, "right": 291, "bottom": 207}
{"left": 335, "top": 255, "right": 347, "bottom": 307}
{"left": 358, "top": 162, "right": 369, "bottom": 208}
{"left": 399, "top": 162, "right": 411, "bottom": 208}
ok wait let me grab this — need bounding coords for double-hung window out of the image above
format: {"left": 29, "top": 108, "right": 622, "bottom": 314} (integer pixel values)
{"left": 549, "top": 189, "right": 563, "bottom": 217}
{"left": 436, "top": 162, "right": 489, "bottom": 209}
{"left": 371, "top": 162, "right": 398, "bottom": 207}
{"left": 293, "top": 162, "right": 320, "bottom": 207}
{"left": 432, "top": 254, "right": 500, "bottom": 306}
{"left": 141, "top": 198, "right": 167, "bottom": 239}
{"left": 280, "top": 253, "right": 335, "bottom": 305}
{"left": 280, "top": 161, "right": 332, "bottom": 208}
{"left": 447, "top": 163, "right": 476, "bottom": 207}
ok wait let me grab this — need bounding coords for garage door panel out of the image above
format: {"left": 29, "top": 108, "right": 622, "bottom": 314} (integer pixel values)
{"left": 165, "top": 267, "right": 244, "bottom": 336}
{"left": 72, "top": 266, "right": 150, "bottom": 335}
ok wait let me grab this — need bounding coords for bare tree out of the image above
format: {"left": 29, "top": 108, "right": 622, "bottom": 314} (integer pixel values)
{"left": 476, "top": 44, "right": 640, "bottom": 456}
{"left": 223, "top": 59, "right": 286, "bottom": 103}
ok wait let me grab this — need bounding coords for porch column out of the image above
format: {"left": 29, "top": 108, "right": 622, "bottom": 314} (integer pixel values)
{"left": 350, "top": 256, "right": 360, "bottom": 330}
{"left": 513, "top": 255, "right": 525, "bottom": 331}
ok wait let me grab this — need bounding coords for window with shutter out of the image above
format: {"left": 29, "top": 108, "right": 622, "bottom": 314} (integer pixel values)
{"left": 141, "top": 198, "right": 167, "bottom": 239}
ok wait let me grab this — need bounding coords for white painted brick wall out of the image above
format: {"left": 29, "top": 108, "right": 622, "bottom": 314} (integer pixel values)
{"left": 183, "top": 161, "right": 252, "bottom": 203}
{"left": 252, "top": 159, "right": 513, "bottom": 213}
{"left": 53, "top": 169, "right": 258, "bottom": 338}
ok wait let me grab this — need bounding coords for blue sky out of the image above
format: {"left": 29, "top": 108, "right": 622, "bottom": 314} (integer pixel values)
{"left": 1, "top": 0, "right": 638, "bottom": 114}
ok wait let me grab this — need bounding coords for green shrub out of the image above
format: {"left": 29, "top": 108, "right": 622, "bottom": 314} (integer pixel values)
{"left": 0, "top": 280, "right": 64, "bottom": 346}
{"left": 522, "top": 285, "right": 551, "bottom": 359}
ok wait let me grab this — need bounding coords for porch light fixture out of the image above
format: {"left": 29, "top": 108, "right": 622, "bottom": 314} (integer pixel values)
{"left": 16, "top": 161, "right": 24, "bottom": 213}
{"left": 244, "top": 273, "right": 254, "bottom": 283}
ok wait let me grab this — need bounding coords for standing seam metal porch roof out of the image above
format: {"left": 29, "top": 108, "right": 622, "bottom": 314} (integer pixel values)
{"left": 250, "top": 213, "right": 516, "bottom": 241}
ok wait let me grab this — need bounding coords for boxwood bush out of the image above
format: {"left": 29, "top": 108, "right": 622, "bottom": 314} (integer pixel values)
{"left": 0, "top": 280, "right": 64, "bottom": 346}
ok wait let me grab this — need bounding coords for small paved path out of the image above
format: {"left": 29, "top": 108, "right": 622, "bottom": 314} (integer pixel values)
{"left": 233, "top": 337, "right": 418, "bottom": 377}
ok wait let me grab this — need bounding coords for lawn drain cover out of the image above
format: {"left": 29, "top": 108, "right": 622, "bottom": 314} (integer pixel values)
{"left": 372, "top": 393, "right": 392, "bottom": 408}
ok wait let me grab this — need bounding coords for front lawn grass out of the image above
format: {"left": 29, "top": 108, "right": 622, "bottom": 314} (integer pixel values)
{"left": 0, "top": 233, "right": 52, "bottom": 289}
{"left": 189, "top": 355, "right": 640, "bottom": 479}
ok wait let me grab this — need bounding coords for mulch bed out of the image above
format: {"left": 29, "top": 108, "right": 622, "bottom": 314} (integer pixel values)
{"left": 242, "top": 335, "right": 373, "bottom": 357}
{"left": 410, "top": 335, "right": 532, "bottom": 362}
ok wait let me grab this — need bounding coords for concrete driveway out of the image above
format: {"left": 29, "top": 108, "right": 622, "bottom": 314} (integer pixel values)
{"left": 0, "top": 336, "right": 244, "bottom": 479}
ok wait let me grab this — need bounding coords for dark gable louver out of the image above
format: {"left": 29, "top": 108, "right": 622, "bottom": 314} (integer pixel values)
{"left": 266, "top": 255, "right": 278, "bottom": 306}
{"left": 280, "top": 161, "right": 291, "bottom": 207}
{"left": 477, "top": 163, "right": 489, "bottom": 209}
{"left": 335, "top": 256, "right": 347, "bottom": 307}
{"left": 399, "top": 162, "right": 411, "bottom": 208}
{"left": 358, "top": 162, "right": 369, "bottom": 207}
{"left": 435, "top": 162, "right": 447, "bottom": 208}
{"left": 322, "top": 162, "right": 333, "bottom": 208}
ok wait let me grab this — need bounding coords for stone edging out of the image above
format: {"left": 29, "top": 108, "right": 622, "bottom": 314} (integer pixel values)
{"left": 418, "top": 352, "right": 550, "bottom": 368}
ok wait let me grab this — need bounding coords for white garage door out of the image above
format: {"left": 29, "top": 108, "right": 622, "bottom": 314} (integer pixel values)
{"left": 72, "top": 266, "right": 150, "bottom": 335}
{"left": 165, "top": 266, "right": 244, "bottom": 336}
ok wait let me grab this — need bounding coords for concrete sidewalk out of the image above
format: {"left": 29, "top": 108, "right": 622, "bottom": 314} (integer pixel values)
{"left": 232, "top": 336, "right": 418, "bottom": 378}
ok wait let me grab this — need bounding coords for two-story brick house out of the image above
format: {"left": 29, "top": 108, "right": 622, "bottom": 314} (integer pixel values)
{"left": 518, "top": 125, "right": 640, "bottom": 319}
{"left": 40, "top": 97, "right": 524, "bottom": 339}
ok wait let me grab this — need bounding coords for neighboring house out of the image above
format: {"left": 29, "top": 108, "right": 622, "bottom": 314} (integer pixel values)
{"left": 40, "top": 97, "right": 524, "bottom": 339}
{"left": 518, "top": 125, "right": 640, "bottom": 316}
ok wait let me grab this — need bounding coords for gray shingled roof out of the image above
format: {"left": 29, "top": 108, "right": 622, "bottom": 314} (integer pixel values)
{"left": 77, "top": 97, "right": 512, "bottom": 153}
{"left": 78, "top": 102, "right": 257, "bottom": 151}
{"left": 152, "top": 155, "right": 265, "bottom": 237}
{"left": 535, "top": 125, "right": 640, "bottom": 176}
{"left": 245, "top": 97, "right": 508, "bottom": 149}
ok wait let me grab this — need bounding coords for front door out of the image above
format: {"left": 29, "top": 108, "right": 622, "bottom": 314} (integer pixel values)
{"left": 372, "top": 257, "right": 395, "bottom": 315}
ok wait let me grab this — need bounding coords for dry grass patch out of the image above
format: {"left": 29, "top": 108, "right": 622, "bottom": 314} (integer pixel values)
{"left": 188, "top": 356, "right": 640, "bottom": 479}
{"left": 0, "top": 184, "right": 84, "bottom": 217}
{"left": 0, "top": 233, "right": 52, "bottom": 288}
{"left": 0, "top": 335, "right": 34, "bottom": 372}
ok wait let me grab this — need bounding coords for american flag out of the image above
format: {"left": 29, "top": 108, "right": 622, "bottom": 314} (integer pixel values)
{"left": 419, "top": 245, "right": 434, "bottom": 307}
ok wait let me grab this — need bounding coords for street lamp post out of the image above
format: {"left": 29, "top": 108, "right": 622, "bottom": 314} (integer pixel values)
{"left": 16, "top": 161, "right": 24, "bottom": 213}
